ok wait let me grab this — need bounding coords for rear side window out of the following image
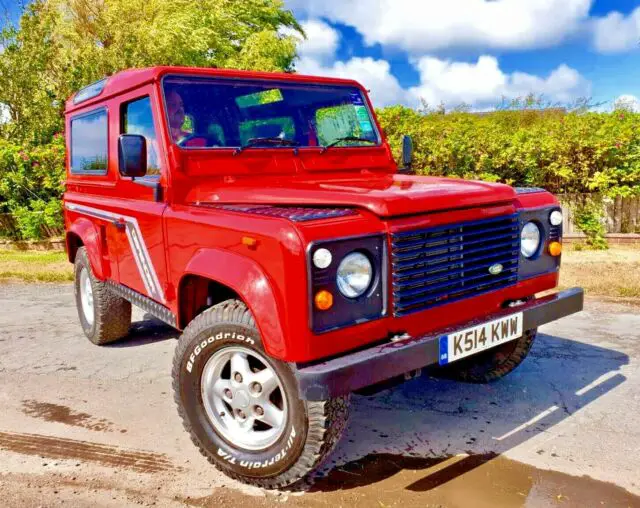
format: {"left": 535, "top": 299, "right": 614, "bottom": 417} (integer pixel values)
{"left": 70, "top": 108, "right": 108, "bottom": 174}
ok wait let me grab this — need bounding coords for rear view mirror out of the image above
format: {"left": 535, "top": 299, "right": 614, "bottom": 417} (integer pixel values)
{"left": 118, "top": 134, "right": 147, "bottom": 178}
{"left": 400, "top": 134, "right": 413, "bottom": 173}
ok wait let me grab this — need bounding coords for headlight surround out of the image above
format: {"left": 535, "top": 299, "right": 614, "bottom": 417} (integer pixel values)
{"left": 521, "top": 221, "right": 542, "bottom": 258}
{"left": 336, "top": 252, "right": 373, "bottom": 298}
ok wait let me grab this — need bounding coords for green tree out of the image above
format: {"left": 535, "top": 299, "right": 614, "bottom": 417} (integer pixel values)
{"left": 0, "top": 0, "right": 302, "bottom": 144}
{"left": 0, "top": 0, "right": 302, "bottom": 239}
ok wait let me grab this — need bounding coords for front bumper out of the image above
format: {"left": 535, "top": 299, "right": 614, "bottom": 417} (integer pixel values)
{"left": 294, "top": 287, "right": 584, "bottom": 400}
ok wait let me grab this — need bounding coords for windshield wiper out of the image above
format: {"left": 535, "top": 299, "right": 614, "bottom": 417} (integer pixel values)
{"left": 233, "top": 137, "right": 300, "bottom": 155}
{"left": 320, "top": 136, "right": 377, "bottom": 153}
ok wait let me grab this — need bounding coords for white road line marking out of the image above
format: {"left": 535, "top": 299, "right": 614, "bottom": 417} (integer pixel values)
{"left": 575, "top": 371, "right": 619, "bottom": 396}
{"left": 492, "top": 405, "right": 560, "bottom": 441}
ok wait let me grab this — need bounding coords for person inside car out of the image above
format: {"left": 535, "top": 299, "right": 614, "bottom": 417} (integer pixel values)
{"left": 166, "top": 88, "right": 221, "bottom": 148}
{"left": 166, "top": 89, "right": 191, "bottom": 143}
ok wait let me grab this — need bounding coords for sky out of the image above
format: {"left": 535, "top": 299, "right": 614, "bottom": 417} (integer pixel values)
{"left": 3, "top": 1, "right": 640, "bottom": 110}
{"left": 285, "top": 0, "right": 640, "bottom": 110}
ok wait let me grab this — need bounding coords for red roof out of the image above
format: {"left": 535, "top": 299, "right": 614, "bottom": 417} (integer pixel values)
{"left": 65, "top": 66, "right": 363, "bottom": 113}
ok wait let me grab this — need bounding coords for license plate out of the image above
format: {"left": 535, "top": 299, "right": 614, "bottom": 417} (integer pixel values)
{"left": 438, "top": 312, "right": 523, "bottom": 365}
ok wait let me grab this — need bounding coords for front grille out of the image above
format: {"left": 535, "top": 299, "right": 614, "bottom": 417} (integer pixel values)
{"left": 391, "top": 214, "right": 520, "bottom": 316}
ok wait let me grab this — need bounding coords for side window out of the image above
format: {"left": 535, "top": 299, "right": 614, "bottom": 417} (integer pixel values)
{"left": 70, "top": 109, "right": 108, "bottom": 174}
{"left": 122, "top": 96, "right": 161, "bottom": 176}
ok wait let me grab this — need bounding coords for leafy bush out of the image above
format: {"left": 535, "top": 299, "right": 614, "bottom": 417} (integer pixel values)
{"left": 0, "top": 136, "right": 65, "bottom": 239}
{"left": 377, "top": 105, "right": 640, "bottom": 247}
{"left": 0, "top": 0, "right": 302, "bottom": 240}
{"left": 572, "top": 197, "right": 608, "bottom": 250}
{"left": 377, "top": 105, "right": 640, "bottom": 196}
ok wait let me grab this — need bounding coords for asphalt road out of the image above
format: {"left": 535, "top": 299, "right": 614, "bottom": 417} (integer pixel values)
{"left": 0, "top": 282, "right": 639, "bottom": 507}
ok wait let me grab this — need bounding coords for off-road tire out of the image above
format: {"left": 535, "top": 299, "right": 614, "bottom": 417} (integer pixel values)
{"left": 172, "top": 299, "right": 350, "bottom": 489}
{"left": 436, "top": 329, "right": 537, "bottom": 383}
{"left": 74, "top": 247, "right": 131, "bottom": 345}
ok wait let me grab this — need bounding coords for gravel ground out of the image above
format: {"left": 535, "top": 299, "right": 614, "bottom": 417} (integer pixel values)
{"left": 0, "top": 283, "right": 639, "bottom": 507}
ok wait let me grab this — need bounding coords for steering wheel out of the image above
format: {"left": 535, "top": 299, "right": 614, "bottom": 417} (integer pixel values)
{"left": 176, "top": 133, "right": 221, "bottom": 148}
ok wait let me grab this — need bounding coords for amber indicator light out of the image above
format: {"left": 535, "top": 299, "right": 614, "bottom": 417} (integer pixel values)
{"left": 549, "top": 241, "right": 562, "bottom": 256}
{"left": 242, "top": 236, "right": 258, "bottom": 249}
{"left": 314, "top": 290, "right": 334, "bottom": 311}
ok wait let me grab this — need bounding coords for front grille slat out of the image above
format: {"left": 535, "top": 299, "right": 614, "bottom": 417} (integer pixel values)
{"left": 391, "top": 214, "right": 520, "bottom": 316}
{"left": 392, "top": 230, "right": 519, "bottom": 261}
{"left": 394, "top": 273, "right": 519, "bottom": 312}
{"left": 393, "top": 257, "right": 519, "bottom": 288}
{"left": 394, "top": 266, "right": 518, "bottom": 299}
{"left": 392, "top": 238, "right": 518, "bottom": 270}
{"left": 392, "top": 223, "right": 518, "bottom": 250}
{"left": 393, "top": 214, "right": 517, "bottom": 239}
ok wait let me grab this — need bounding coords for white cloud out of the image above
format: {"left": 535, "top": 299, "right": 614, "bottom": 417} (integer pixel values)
{"left": 287, "top": 0, "right": 591, "bottom": 53}
{"left": 292, "top": 16, "right": 590, "bottom": 109}
{"left": 297, "top": 53, "right": 590, "bottom": 109}
{"left": 614, "top": 94, "right": 640, "bottom": 111}
{"left": 294, "top": 19, "right": 340, "bottom": 60}
{"left": 410, "top": 56, "right": 590, "bottom": 108}
{"left": 592, "top": 7, "right": 640, "bottom": 53}
{"left": 0, "top": 103, "right": 10, "bottom": 124}
{"left": 296, "top": 56, "right": 407, "bottom": 107}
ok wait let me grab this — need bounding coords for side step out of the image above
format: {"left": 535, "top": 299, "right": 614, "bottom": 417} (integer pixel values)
{"left": 106, "top": 280, "right": 177, "bottom": 328}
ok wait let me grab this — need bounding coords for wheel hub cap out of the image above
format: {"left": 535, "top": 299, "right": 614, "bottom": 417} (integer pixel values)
{"left": 79, "top": 267, "right": 94, "bottom": 326}
{"left": 235, "top": 390, "right": 250, "bottom": 408}
{"left": 201, "top": 346, "right": 287, "bottom": 451}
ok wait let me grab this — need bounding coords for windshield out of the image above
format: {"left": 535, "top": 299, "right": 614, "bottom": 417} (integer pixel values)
{"left": 161, "top": 76, "right": 380, "bottom": 150}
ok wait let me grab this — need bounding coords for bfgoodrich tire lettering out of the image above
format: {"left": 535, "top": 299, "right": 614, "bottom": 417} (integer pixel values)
{"left": 73, "top": 247, "right": 131, "bottom": 345}
{"left": 436, "top": 328, "right": 538, "bottom": 383}
{"left": 172, "top": 299, "right": 350, "bottom": 489}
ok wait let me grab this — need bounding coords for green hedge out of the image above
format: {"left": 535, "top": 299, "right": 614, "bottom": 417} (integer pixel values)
{"left": 0, "top": 136, "right": 65, "bottom": 240}
{"left": 2, "top": 107, "right": 640, "bottom": 241}
{"left": 377, "top": 106, "right": 640, "bottom": 197}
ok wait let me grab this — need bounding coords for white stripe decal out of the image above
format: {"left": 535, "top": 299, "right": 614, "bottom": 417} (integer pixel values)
{"left": 65, "top": 202, "right": 166, "bottom": 303}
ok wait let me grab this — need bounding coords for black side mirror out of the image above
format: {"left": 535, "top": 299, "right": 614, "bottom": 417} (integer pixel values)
{"left": 118, "top": 134, "right": 147, "bottom": 178}
{"left": 399, "top": 134, "right": 413, "bottom": 173}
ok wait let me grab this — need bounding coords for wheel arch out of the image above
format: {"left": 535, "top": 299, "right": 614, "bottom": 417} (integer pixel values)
{"left": 66, "top": 218, "right": 107, "bottom": 280}
{"left": 178, "top": 248, "right": 287, "bottom": 359}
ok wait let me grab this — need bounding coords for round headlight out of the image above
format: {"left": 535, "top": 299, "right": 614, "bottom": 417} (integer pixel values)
{"left": 337, "top": 252, "right": 373, "bottom": 298}
{"left": 521, "top": 222, "right": 541, "bottom": 258}
{"left": 313, "top": 248, "right": 332, "bottom": 269}
{"left": 550, "top": 210, "right": 563, "bottom": 226}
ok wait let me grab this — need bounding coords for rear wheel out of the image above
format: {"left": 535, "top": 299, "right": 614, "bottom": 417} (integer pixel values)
{"left": 172, "top": 299, "right": 350, "bottom": 489}
{"left": 73, "top": 247, "right": 131, "bottom": 345}
{"left": 436, "top": 329, "right": 537, "bottom": 383}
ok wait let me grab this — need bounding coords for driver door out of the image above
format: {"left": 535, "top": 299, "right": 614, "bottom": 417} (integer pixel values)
{"left": 109, "top": 88, "right": 169, "bottom": 304}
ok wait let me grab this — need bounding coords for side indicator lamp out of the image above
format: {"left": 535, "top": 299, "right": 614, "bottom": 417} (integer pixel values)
{"left": 242, "top": 236, "right": 258, "bottom": 250}
{"left": 549, "top": 241, "right": 562, "bottom": 256}
{"left": 314, "top": 290, "right": 334, "bottom": 311}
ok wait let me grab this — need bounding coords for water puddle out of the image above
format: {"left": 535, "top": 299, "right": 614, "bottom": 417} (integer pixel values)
{"left": 304, "top": 453, "right": 640, "bottom": 507}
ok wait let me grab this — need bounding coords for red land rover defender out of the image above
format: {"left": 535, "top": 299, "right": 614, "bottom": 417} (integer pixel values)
{"left": 64, "top": 66, "right": 583, "bottom": 488}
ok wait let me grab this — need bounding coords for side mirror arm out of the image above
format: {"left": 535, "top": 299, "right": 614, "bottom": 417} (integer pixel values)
{"left": 130, "top": 178, "right": 163, "bottom": 202}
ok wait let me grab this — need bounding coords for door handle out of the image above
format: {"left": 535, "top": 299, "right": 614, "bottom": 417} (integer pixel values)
{"left": 112, "top": 218, "right": 126, "bottom": 231}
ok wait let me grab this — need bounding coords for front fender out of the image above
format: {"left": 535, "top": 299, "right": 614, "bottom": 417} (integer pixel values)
{"left": 66, "top": 217, "right": 108, "bottom": 280}
{"left": 182, "top": 248, "right": 287, "bottom": 359}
